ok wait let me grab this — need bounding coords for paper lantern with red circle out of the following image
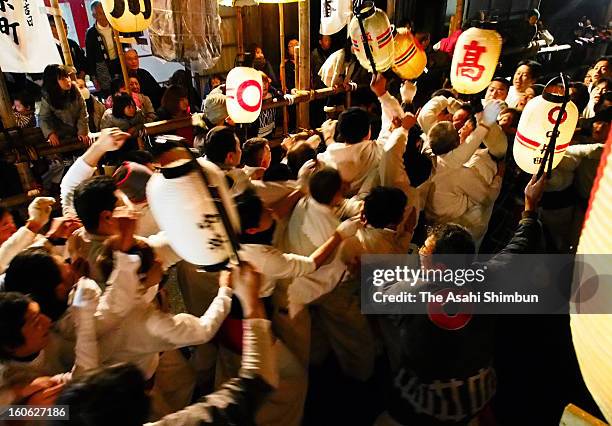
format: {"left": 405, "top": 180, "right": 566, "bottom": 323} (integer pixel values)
{"left": 392, "top": 27, "right": 427, "bottom": 80}
{"left": 450, "top": 26, "right": 502, "bottom": 94}
{"left": 225, "top": 67, "right": 263, "bottom": 124}
{"left": 348, "top": 1, "right": 394, "bottom": 73}
{"left": 101, "top": 0, "right": 152, "bottom": 32}
{"left": 513, "top": 92, "right": 578, "bottom": 174}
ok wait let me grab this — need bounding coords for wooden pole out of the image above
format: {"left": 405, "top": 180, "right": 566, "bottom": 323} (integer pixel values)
{"left": 236, "top": 6, "right": 245, "bottom": 57}
{"left": 49, "top": 0, "right": 74, "bottom": 74}
{"left": 297, "top": 0, "right": 310, "bottom": 128}
{"left": 113, "top": 29, "right": 131, "bottom": 95}
{"left": 386, "top": 0, "right": 395, "bottom": 25}
{"left": 0, "top": 66, "right": 17, "bottom": 129}
{"left": 450, "top": 0, "right": 464, "bottom": 35}
{"left": 278, "top": 3, "right": 289, "bottom": 134}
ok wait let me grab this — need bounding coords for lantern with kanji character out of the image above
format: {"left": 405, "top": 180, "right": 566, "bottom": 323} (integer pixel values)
{"left": 226, "top": 67, "right": 263, "bottom": 124}
{"left": 392, "top": 27, "right": 427, "bottom": 80}
{"left": 101, "top": 0, "right": 152, "bottom": 32}
{"left": 450, "top": 26, "right": 502, "bottom": 94}
{"left": 513, "top": 91, "right": 578, "bottom": 174}
{"left": 147, "top": 156, "right": 240, "bottom": 268}
{"left": 571, "top": 125, "right": 612, "bottom": 424}
{"left": 348, "top": 1, "right": 394, "bottom": 73}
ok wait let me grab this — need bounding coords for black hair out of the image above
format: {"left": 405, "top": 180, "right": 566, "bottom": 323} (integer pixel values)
{"left": 13, "top": 91, "right": 35, "bottom": 110}
{"left": 204, "top": 126, "right": 239, "bottom": 165}
{"left": 593, "top": 77, "right": 612, "bottom": 90}
{"left": 594, "top": 56, "right": 611, "bottom": 67}
{"left": 234, "top": 189, "right": 263, "bottom": 233}
{"left": 110, "top": 78, "right": 126, "bottom": 95}
{"left": 52, "top": 363, "right": 149, "bottom": 426}
{"left": 4, "top": 248, "right": 67, "bottom": 322}
{"left": 364, "top": 187, "right": 407, "bottom": 229}
{"left": 73, "top": 176, "right": 117, "bottom": 233}
{"left": 112, "top": 93, "right": 136, "bottom": 119}
{"left": 0, "top": 292, "right": 31, "bottom": 360}
{"left": 263, "top": 163, "right": 293, "bottom": 182}
{"left": 516, "top": 60, "right": 542, "bottom": 81}
{"left": 309, "top": 167, "right": 342, "bottom": 205}
{"left": 121, "top": 149, "right": 154, "bottom": 166}
{"left": 42, "top": 64, "right": 77, "bottom": 109}
{"left": 466, "top": 114, "right": 477, "bottom": 129}
{"left": 90, "top": 0, "right": 101, "bottom": 11}
{"left": 241, "top": 138, "right": 269, "bottom": 168}
{"left": 490, "top": 77, "right": 511, "bottom": 90}
{"left": 499, "top": 107, "right": 521, "bottom": 129}
{"left": 569, "top": 82, "right": 590, "bottom": 112}
{"left": 431, "top": 89, "right": 455, "bottom": 99}
{"left": 287, "top": 142, "right": 316, "bottom": 179}
{"left": 426, "top": 223, "right": 476, "bottom": 267}
{"left": 337, "top": 107, "right": 371, "bottom": 144}
{"left": 160, "top": 85, "right": 188, "bottom": 117}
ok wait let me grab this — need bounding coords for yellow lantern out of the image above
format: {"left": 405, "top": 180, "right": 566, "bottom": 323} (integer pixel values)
{"left": 392, "top": 27, "right": 427, "bottom": 80}
{"left": 348, "top": 1, "right": 394, "bottom": 73}
{"left": 450, "top": 26, "right": 502, "bottom": 94}
{"left": 146, "top": 157, "right": 240, "bottom": 268}
{"left": 101, "top": 0, "right": 152, "bottom": 33}
{"left": 571, "top": 130, "right": 612, "bottom": 424}
{"left": 226, "top": 67, "right": 263, "bottom": 124}
{"left": 513, "top": 92, "right": 578, "bottom": 174}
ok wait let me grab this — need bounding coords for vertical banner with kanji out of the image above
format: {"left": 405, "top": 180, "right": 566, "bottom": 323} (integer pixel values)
{"left": 0, "top": 0, "right": 62, "bottom": 73}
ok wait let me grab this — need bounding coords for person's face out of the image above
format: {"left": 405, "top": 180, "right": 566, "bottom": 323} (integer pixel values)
{"left": 0, "top": 212, "right": 17, "bottom": 244}
{"left": 261, "top": 75, "right": 270, "bottom": 94}
{"left": 593, "top": 60, "right": 611, "bottom": 81}
{"left": 124, "top": 104, "right": 136, "bottom": 118}
{"left": 288, "top": 39, "right": 299, "bottom": 59}
{"left": 211, "top": 77, "right": 221, "bottom": 88}
{"left": 592, "top": 120, "right": 610, "bottom": 143}
{"left": 255, "top": 48, "right": 264, "bottom": 59}
{"left": 93, "top": 4, "right": 109, "bottom": 27}
{"left": 458, "top": 120, "right": 475, "bottom": 142}
{"left": 58, "top": 74, "right": 72, "bottom": 91}
{"left": 498, "top": 112, "right": 516, "bottom": 134}
{"left": 584, "top": 69, "right": 595, "bottom": 86}
{"left": 125, "top": 51, "right": 140, "bottom": 71}
{"left": 16, "top": 302, "right": 52, "bottom": 357}
{"left": 13, "top": 100, "right": 30, "bottom": 114}
{"left": 485, "top": 81, "right": 509, "bottom": 101}
{"left": 513, "top": 65, "right": 534, "bottom": 92}
{"left": 320, "top": 35, "right": 332, "bottom": 51}
{"left": 129, "top": 78, "right": 141, "bottom": 93}
{"left": 592, "top": 82, "right": 609, "bottom": 104}
{"left": 516, "top": 87, "right": 536, "bottom": 110}
{"left": 452, "top": 109, "right": 470, "bottom": 130}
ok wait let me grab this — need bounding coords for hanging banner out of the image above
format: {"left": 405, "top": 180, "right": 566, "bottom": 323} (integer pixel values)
{"left": 320, "top": 0, "right": 351, "bottom": 35}
{"left": 0, "top": 0, "right": 62, "bottom": 73}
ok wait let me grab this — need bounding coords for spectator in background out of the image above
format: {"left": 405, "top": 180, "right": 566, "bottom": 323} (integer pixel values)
{"left": 127, "top": 74, "right": 156, "bottom": 123}
{"left": 203, "top": 74, "right": 224, "bottom": 97}
{"left": 85, "top": 1, "right": 121, "bottom": 96}
{"left": 311, "top": 35, "right": 332, "bottom": 89}
{"left": 248, "top": 43, "right": 278, "bottom": 88}
{"left": 124, "top": 49, "right": 163, "bottom": 109}
{"left": 583, "top": 68, "right": 595, "bottom": 87}
{"left": 39, "top": 64, "right": 89, "bottom": 147}
{"left": 12, "top": 92, "right": 36, "bottom": 129}
{"left": 285, "top": 38, "right": 299, "bottom": 91}
{"left": 47, "top": 15, "right": 87, "bottom": 79}
{"left": 506, "top": 60, "right": 541, "bottom": 108}
{"left": 583, "top": 78, "right": 611, "bottom": 118}
{"left": 76, "top": 78, "right": 105, "bottom": 132}
{"left": 484, "top": 77, "right": 510, "bottom": 103}
{"left": 100, "top": 93, "right": 145, "bottom": 138}
{"left": 241, "top": 138, "right": 272, "bottom": 180}
{"left": 591, "top": 57, "right": 611, "bottom": 83}
{"left": 157, "top": 85, "right": 194, "bottom": 144}
{"left": 168, "top": 70, "right": 202, "bottom": 113}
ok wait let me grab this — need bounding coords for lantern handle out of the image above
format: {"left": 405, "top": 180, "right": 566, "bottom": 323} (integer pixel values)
{"left": 355, "top": 1, "right": 378, "bottom": 75}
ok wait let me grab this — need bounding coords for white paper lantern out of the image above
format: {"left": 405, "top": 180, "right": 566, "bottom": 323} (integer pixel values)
{"left": 450, "top": 27, "right": 502, "bottom": 94}
{"left": 320, "top": 0, "right": 351, "bottom": 36}
{"left": 348, "top": 1, "right": 394, "bottom": 73}
{"left": 225, "top": 67, "right": 263, "bottom": 124}
{"left": 392, "top": 27, "right": 427, "bottom": 80}
{"left": 513, "top": 93, "right": 578, "bottom": 174}
{"left": 571, "top": 129, "right": 612, "bottom": 424}
{"left": 101, "top": 0, "right": 152, "bottom": 32}
{"left": 146, "top": 157, "right": 240, "bottom": 267}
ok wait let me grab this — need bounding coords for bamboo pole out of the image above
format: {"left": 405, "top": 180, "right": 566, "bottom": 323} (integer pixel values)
{"left": 113, "top": 29, "right": 131, "bottom": 95}
{"left": 0, "top": 67, "right": 16, "bottom": 129}
{"left": 236, "top": 6, "right": 245, "bottom": 56}
{"left": 450, "top": 0, "right": 464, "bottom": 35}
{"left": 49, "top": 0, "right": 74, "bottom": 72}
{"left": 278, "top": 3, "right": 289, "bottom": 134}
{"left": 297, "top": 0, "right": 310, "bottom": 128}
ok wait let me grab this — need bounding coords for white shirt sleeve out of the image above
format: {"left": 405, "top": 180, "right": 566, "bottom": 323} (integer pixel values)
{"left": 145, "top": 232, "right": 182, "bottom": 271}
{"left": 0, "top": 227, "right": 37, "bottom": 274}
{"left": 60, "top": 156, "right": 97, "bottom": 218}
{"left": 145, "top": 287, "right": 232, "bottom": 349}
{"left": 417, "top": 96, "right": 450, "bottom": 135}
{"left": 377, "top": 92, "right": 404, "bottom": 144}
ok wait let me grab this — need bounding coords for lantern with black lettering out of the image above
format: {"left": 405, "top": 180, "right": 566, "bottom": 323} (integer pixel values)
{"left": 101, "top": 0, "right": 152, "bottom": 32}
{"left": 146, "top": 156, "right": 240, "bottom": 268}
{"left": 225, "top": 67, "right": 263, "bottom": 124}
{"left": 513, "top": 88, "right": 578, "bottom": 174}
{"left": 348, "top": 1, "right": 394, "bottom": 73}
{"left": 392, "top": 27, "right": 427, "bottom": 80}
{"left": 450, "top": 26, "right": 502, "bottom": 94}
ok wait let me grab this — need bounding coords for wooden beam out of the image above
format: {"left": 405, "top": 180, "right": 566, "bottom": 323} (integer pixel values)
{"left": 278, "top": 3, "right": 289, "bottom": 134}
{"left": 450, "top": 0, "right": 465, "bottom": 35}
{"left": 0, "top": 66, "right": 16, "bottom": 129}
{"left": 297, "top": 0, "right": 310, "bottom": 128}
